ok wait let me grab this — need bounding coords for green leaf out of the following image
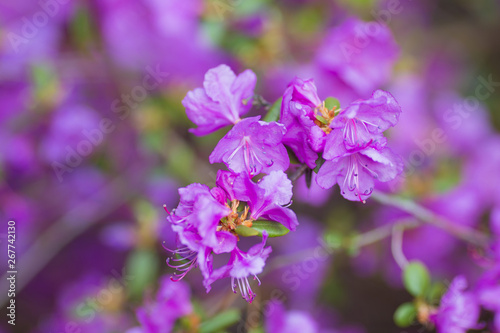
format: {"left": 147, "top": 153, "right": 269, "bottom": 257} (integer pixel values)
{"left": 313, "top": 155, "right": 325, "bottom": 173}
{"left": 305, "top": 168, "right": 313, "bottom": 189}
{"left": 235, "top": 225, "right": 259, "bottom": 237}
{"left": 324, "top": 97, "right": 341, "bottom": 110}
{"left": 199, "top": 309, "right": 241, "bottom": 333}
{"left": 236, "top": 220, "right": 290, "bottom": 238}
{"left": 125, "top": 249, "right": 159, "bottom": 299}
{"left": 252, "top": 220, "right": 290, "bottom": 237}
{"left": 262, "top": 97, "right": 282, "bottom": 122}
{"left": 70, "top": 5, "right": 95, "bottom": 50}
{"left": 287, "top": 147, "right": 301, "bottom": 165}
{"left": 427, "top": 282, "right": 446, "bottom": 304}
{"left": 393, "top": 302, "right": 416, "bottom": 327}
{"left": 403, "top": 261, "right": 431, "bottom": 297}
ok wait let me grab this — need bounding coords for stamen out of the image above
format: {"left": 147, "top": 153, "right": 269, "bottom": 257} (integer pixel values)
{"left": 164, "top": 246, "right": 198, "bottom": 281}
{"left": 231, "top": 277, "right": 256, "bottom": 303}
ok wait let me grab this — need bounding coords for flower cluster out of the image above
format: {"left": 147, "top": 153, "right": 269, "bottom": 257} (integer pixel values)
{"left": 166, "top": 168, "right": 297, "bottom": 302}
{"left": 166, "top": 64, "right": 403, "bottom": 302}
{"left": 281, "top": 78, "right": 403, "bottom": 202}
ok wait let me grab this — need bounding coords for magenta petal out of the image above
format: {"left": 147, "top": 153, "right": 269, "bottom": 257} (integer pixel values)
{"left": 183, "top": 64, "right": 257, "bottom": 135}
{"left": 213, "top": 231, "right": 237, "bottom": 254}
{"left": 280, "top": 77, "right": 325, "bottom": 168}
{"left": 317, "top": 146, "right": 403, "bottom": 202}
{"left": 233, "top": 171, "right": 297, "bottom": 230}
{"left": 209, "top": 117, "right": 289, "bottom": 176}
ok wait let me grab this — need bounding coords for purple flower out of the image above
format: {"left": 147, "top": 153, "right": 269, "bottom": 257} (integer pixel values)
{"left": 327, "top": 90, "right": 401, "bottom": 153}
{"left": 430, "top": 276, "right": 480, "bottom": 333}
{"left": 166, "top": 171, "right": 297, "bottom": 301}
{"left": 36, "top": 274, "right": 133, "bottom": 333}
{"left": 317, "top": 146, "right": 403, "bottom": 202}
{"left": 216, "top": 170, "right": 238, "bottom": 201}
{"left": 167, "top": 183, "right": 237, "bottom": 279}
{"left": 265, "top": 301, "right": 319, "bottom": 333}
{"left": 205, "top": 231, "right": 272, "bottom": 302}
{"left": 209, "top": 116, "right": 289, "bottom": 176}
{"left": 169, "top": 184, "right": 232, "bottom": 250}
{"left": 280, "top": 77, "right": 328, "bottom": 168}
{"left": 233, "top": 170, "right": 299, "bottom": 231}
{"left": 95, "top": 0, "right": 225, "bottom": 78}
{"left": 315, "top": 18, "right": 399, "bottom": 97}
{"left": 131, "top": 277, "right": 192, "bottom": 333}
{"left": 182, "top": 65, "right": 257, "bottom": 135}
{"left": 475, "top": 265, "right": 500, "bottom": 332}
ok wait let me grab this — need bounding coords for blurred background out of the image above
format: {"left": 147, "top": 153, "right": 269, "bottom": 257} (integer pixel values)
{"left": 1, "top": 0, "right": 500, "bottom": 332}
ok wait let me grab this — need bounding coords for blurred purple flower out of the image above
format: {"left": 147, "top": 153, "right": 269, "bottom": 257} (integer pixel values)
{"left": 209, "top": 116, "right": 289, "bottom": 176}
{"left": 95, "top": 0, "right": 225, "bottom": 79}
{"left": 267, "top": 217, "right": 330, "bottom": 310}
{"left": 0, "top": 79, "right": 31, "bottom": 123}
{"left": 315, "top": 18, "right": 399, "bottom": 97}
{"left": 294, "top": 172, "right": 332, "bottom": 207}
{"left": 129, "top": 277, "right": 192, "bottom": 333}
{"left": 464, "top": 136, "right": 500, "bottom": 206}
{"left": 36, "top": 273, "right": 132, "bottom": 333}
{"left": 475, "top": 265, "right": 500, "bottom": 332}
{"left": 40, "top": 104, "right": 101, "bottom": 163}
{"left": 265, "top": 301, "right": 319, "bottom": 333}
{"left": 430, "top": 276, "right": 480, "bottom": 333}
{"left": 433, "top": 92, "right": 493, "bottom": 155}
{"left": 183, "top": 64, "right": 257, "bottom": 135}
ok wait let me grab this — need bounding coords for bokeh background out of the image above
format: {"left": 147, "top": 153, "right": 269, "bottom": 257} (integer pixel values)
{"left": 1, "top": 0, "right": 500, "bottom": 332}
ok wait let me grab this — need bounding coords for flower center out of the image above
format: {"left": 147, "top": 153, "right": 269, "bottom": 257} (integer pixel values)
{"left": 314, "top": 100, "right": 338, "bottom": 134}
{"left": 218, "top": 200, "right": 254, "bottom": 235}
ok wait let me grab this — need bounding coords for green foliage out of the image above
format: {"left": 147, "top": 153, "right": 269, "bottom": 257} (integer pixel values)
{"left": 70, "top": 4, "right": 96, "bottom": 50}
{"left": 393, "top": 302, "right": 417, "bottom": 327}
{"left": 324, "top": 97, "right": 341, "bottom": 110}
{"left": 287, "top": 147, "right": 301, "bottom": 165}
{"left": 199, "top": 309, "right": 241, "bottom": 333}
{"left": 235, "top": 225, "right": 259, "bottom": 237}
{"left": 125, "top": 249, "right": 159, "bottom": 299}
{"left": 403, "top": 261, "right": 431, "bottom": 297}
{"left": 313, "top": 155, "right": 325, "bottom": 173}
{"left": 235, "top": 220, "right": 290, "bottom": 238}
{"left": 262, "top": 97, "right": 282, "bottom": 122}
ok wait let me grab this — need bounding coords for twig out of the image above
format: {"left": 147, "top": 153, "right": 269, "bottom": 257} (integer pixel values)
{"left": 353, "top": 219, "right": 419, "bottom": 249}
{"left": 371, "top": 191, "right": 490, "bottom": 248}
{"left": 391, "top": 225, "right": 409, "bottom": 270}
{"left": 253, "top": 94, "right": 272, "bottom": 110}
{"left": 264, "top": 219, "right": 419, "bottom": 275}
{"left": 289, "top": 164, "right": 309, "bottom": 182}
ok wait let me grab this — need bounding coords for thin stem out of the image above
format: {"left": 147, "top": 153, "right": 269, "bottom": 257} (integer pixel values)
{"left": 289, "top": 164, "right": 309, "bottom": 182}
{"left": 353, "top": 219, "right": 419, "bottom": 249}
{"left": 264, "top": 219, "right": 418, "bottom": 274}
{"left": 371, "top": 191, "right": 490, "bottom": 248}
{"left": 391, "top": 225, "right": 409, "bottom": 270}
{"left": 253, "top": 94, "right": 272, "bottom": 110}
